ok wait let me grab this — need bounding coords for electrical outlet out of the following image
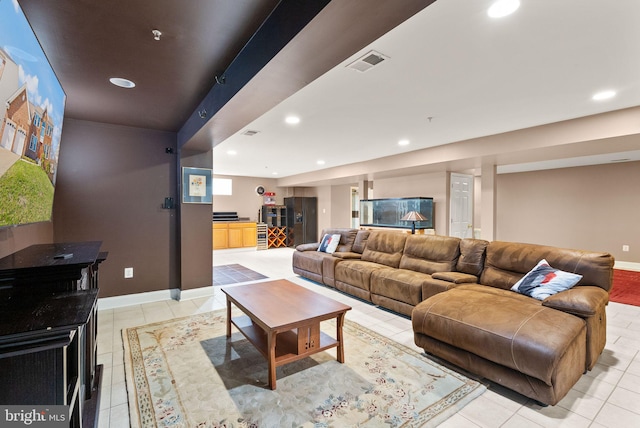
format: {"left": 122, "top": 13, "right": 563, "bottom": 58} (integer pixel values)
{"left": 124, "top": 267, "right": 134, "bottom": 278}
{"left": 622, "top": 245, "right": 630, "bottom": 252}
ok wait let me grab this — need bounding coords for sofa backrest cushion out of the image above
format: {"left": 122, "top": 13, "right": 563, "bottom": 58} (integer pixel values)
{"left": 351, "top": 230, "right": 371, "bottom": 254}
{"left": 457, "top": 239, "right": 489, "bottom": 276}
{"left": 399, "top": 235, "right": 461, "bottom": 274}
{"left": 361, "top": 231, "right": 407, "bottom": 268}
{"left": 319, "top": 228, "right": 358, "bottom": 253}
{"left": 480, "top": 241, "right": 614, "bottom": 291}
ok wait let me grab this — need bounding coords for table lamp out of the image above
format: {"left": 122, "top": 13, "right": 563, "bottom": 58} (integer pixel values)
{"left": 401, "top": 211, "right": 427, "bottom": 234}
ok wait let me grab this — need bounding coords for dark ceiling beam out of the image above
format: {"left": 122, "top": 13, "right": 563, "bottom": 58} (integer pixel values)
{"left": 179, "top": 0, "right": 436, "bottom": 152}
{"left": 178, "top": 0, "right": 332, "bottom": 148}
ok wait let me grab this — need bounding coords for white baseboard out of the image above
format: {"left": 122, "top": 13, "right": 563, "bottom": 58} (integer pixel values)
{"left": 97, "top": 286, "right": 216, "bottom": 310}
{"left": 175, "top": 286, "right": 216, "bottom": 301}
{"left": 614, "top": 261, "right": 640, "bottom": 272}
{"left": 98, "top": 289, "right": 176, "bottom": 310}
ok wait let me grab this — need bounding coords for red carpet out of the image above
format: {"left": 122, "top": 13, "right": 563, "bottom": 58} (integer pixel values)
{"left": 609, "top": 269, "right": 640, "bottom": 306}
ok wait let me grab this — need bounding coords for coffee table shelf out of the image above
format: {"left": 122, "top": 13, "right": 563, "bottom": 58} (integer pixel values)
{"left": 231, "top": 315, "right": 339, "bottom": 365}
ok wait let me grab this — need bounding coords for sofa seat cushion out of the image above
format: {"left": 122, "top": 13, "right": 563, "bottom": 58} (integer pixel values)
{"left": 412, "top": 284, "right": 586, "bottom": 385}
{"left": 292, "top": 250, "right": 331, "bottom": 276}
{"left": 335, "top": 260, "right": 394, "bottom": 292}
{"left": 370, "top": 268, "right": 427, "bottom": 306}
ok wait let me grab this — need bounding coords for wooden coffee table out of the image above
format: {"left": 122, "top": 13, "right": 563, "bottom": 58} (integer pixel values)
{"left": 221, "top": 279, "right": 351, "bottom": 389}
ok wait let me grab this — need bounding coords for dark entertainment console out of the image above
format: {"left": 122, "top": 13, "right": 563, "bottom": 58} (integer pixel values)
{"left": 0, "top": 242, "right": 107, "bottom": 428}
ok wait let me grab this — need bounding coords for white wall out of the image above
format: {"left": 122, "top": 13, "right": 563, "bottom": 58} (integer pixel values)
{"left": 496, "top": 161, "right": 640, "bottom": 263}
{"left": 372, "top": 171, "right": 448, "bottom": 235}
{"left": 212, "top": 175, "right": 293, "bottom": 221}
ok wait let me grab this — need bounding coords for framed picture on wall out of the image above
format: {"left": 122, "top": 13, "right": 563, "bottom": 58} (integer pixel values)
{"left": 182, "top": 167, "right": 212, "bottom": 204}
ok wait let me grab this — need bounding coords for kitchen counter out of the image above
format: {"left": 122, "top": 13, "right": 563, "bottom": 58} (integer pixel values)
{"left": 213, "top": 221, "right": 257, "bottom": 249}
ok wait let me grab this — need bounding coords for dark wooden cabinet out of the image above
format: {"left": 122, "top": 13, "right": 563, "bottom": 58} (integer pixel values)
{"left": 0, "top": 242, "right": 107, "bottom": 428}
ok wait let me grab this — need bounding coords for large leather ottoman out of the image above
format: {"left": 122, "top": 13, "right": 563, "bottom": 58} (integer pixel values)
{"left": 412, "top": 284, "right": 587, "bottom": 405}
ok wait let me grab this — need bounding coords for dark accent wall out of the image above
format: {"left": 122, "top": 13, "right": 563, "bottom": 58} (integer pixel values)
{"left": 0, "top": 221, "right": 53, "bottom": 259}
{"left": 52, "top": 119, "right": 179, "bottom": 298}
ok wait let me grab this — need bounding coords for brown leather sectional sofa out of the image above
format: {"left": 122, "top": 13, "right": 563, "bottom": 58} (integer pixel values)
{"left": 292, "top": 228, "right": 614, "bottom": 405}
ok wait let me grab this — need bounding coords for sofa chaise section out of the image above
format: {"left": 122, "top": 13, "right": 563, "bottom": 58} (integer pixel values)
{"left": 412, "top": 240, "right": 614, "bottom": 405}
{"left": 413, "top": 284, "right": 586, "bottom": 405}
{"left": 477, "top": 241, "right": 613, "bottom": 371}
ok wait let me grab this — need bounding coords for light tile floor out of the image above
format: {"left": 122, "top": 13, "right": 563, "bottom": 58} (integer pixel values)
{"left": 96, "top": 247, "right": 640, "bottom": 427}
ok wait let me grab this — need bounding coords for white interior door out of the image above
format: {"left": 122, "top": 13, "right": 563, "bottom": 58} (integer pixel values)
{"left": 450, "top": 173, "right": 473, "bottom": 238}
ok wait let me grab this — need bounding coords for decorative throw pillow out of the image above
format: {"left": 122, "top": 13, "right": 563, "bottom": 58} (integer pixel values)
{"left": 511, "top": 259, "right": 583, "bottom": 300}
{"left": 317, "top": 234, "right": 341, "bottom": 254}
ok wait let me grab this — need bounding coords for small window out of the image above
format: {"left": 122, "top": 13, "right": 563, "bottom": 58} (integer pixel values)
{"left": 212, "top": 178, "right": 232, "bottom": 195}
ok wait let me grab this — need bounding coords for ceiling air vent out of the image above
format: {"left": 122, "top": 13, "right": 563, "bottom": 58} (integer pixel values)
{"left": 347, "top": 50, "right": 388, "bottom": 72}
{"left": 242, "top": 130, "right": 259, "bottom": 136}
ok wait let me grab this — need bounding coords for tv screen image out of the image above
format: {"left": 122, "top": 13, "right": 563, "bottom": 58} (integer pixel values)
{"left": 0, "top": 0, "right": 66, "bottom": 228}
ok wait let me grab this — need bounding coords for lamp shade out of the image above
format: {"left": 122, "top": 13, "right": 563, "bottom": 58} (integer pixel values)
{"left": 401, "top": 211, "right": 427, "bottom": 221}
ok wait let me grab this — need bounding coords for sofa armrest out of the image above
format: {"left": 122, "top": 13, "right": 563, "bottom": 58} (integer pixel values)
{"left": 542, "top": 286, "right": 609, "bottom": 317}
{"left": 431, "top": 272, "right": 479, "bottom": 284}
{"left": 296, "top": 243, "right": 320, "bottom": 252}
{"left": 332, "top": 251, "right": 362, "bottom": 260}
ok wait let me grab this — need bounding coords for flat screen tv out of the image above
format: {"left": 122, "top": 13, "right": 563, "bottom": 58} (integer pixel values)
{"left": 0, "top": 0, "right": 66, "bottom": 228}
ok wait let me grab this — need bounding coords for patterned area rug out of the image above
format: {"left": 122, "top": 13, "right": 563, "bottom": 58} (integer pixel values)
{"left": 123, "top": 310, "right": 485, "bottom": 427}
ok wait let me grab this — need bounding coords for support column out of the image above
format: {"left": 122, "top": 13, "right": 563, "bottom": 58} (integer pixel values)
{"left": 358, "top": 180, "right": 371, "bottom": 200}
{"left": 480, "top": 163, "right": 497, "bottom": 241}
{"left": 178, "top": 148, "right": 213, "bottom": 295}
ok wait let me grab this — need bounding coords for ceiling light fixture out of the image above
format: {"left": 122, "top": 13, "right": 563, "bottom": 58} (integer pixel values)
{"left": 109, "top": 77, "right": 135, "bottom": 88}
{"left": 285, "top": 115, "right": 300, "bottom": 125}
{"left": 317, "top": 160, "right": 325, "bottom": 165}
{"left": 488, "top": 0, "right": 520, "bottom": 18}
{"left": 152, "top": 29, "right": 162, "bottom": 41}
{"left": 398, "top": 139, "right": 410, "bottom": 146}
{"left": 592, "top": 90, "right": 616, "bottom": 101}
{"left": 226, "top": 150, "right": 237, "bottom": 155}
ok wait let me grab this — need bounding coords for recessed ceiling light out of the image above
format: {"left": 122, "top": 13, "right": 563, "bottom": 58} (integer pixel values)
{"left": 226, "top": 150, "right": 237, "bottom": 155}
{"left": 592, "top": 90, "right": 616, "bottom": 101}
{"left": 398, "top": 139, "right": 410, "bottom": 146}
{"left": 488, "top": 0, "right": 520, "bottom": 18}
{"left": 285, "top": 115, "right": 300, "bottom": 125}
{"left": 272, "top": 172, "right": 278, "bottom": 175}
{"left": 317, "top": 160, "right": 325, "bottom": 165}
{"left": 109, "top": 77, "right": 136, "bottom": 88}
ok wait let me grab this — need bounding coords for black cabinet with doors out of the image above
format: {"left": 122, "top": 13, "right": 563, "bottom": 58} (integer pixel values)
{"left": 0, "top": 241, "right": 107, "bottom": 428}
